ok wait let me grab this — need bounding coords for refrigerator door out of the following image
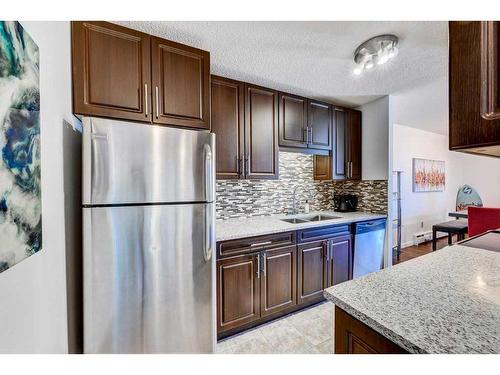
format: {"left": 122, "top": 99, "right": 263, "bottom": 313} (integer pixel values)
{"left": 82, "top": 117, "right": 215, "bottom": 205}
{"left": 83, "top": 203, "right": 216, "bottom": 353}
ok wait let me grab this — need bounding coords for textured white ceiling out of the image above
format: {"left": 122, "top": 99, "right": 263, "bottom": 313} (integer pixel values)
{"left": 116, "top": 21, "right": 448, "bottom": 106}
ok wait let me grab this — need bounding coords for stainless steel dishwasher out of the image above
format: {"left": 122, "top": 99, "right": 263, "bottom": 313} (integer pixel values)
{"left": 352, "top": 219, "right": 387, "bottom": 279}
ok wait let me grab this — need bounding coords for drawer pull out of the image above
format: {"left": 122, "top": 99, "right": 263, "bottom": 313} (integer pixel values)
{"left": 250, "top": 241, "right": 272, "bottom": 247}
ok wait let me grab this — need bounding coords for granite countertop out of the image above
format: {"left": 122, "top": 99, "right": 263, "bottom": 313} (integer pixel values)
{"left": 215, "top": 210, "right": 386, "bottom": 242}
{"left": 324, "top": 244, "right": 500, "bottom": 354}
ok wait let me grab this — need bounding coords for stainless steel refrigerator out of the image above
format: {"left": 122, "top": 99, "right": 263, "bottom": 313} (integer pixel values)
{"left": 82, "top": 117, "right": 216, "bottom": 354}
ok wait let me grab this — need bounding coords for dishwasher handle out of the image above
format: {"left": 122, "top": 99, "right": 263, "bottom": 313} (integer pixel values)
{"left": 354, "top": 220, "right": 386, "bottom": 234}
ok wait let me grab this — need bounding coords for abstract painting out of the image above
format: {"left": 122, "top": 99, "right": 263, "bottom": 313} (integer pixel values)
{"left": 412, "top": 158, "right": 445, "bottom": 192}
{"left": 0, "top": 21, "right": 41, "bottom": 273}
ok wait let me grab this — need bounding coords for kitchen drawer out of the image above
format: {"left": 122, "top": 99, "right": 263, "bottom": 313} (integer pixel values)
{"left": 297, "top": 224, "right": 350, "bottom": 243}
{"left": 217, "top": 232, "right": 296, "bottom": 258}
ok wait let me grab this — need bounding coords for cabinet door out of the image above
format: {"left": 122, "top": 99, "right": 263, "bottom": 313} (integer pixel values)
{"left": 334, "top": 307, "right": 408, "bottom": 354}
{"left": 297, "top": 241, "right": 327, "bottom": 305}
{"left": 313, "top": 155, "right": 331, "bottom": 180}
{"left": 332, "top": 108, "right": 347, "bottom": 180}
{"left": 279, "top": 93, "right": 308, "bottom": 148}
{"left": 72, "top": 21, "right": 151, "bottom": 122}
{"left": 217, "top": 254, "right": 261, "bottom": 333}
{"left": 211, "top": 76, "right": 245, "bottom": 179}
{"left": 480, "top": 22, "right": 500, "bottom": 120}
{"left": 449, "top": 21, "right": 500, "bottom": 156}
{"left": 261, "top": 245, "right": 297, "bottom": 317}
{"left": 244, "top": 84, "right": 279, "bottom": 179}
{"left": 308, "top": 100, "right": 332, "bottom": 150}
{"left": 326, "top": 235, "right": 352, "bottom": 287}
{"left": 151, "top": 37, "right": 210, "bottom": 129}
{"left": 347, "top": 109, "right": 362, "bottom": 180}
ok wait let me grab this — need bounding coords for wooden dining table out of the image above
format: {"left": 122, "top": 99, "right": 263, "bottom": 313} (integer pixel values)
{"left": 449, "top": 210, "right": 468, "bottom": 219}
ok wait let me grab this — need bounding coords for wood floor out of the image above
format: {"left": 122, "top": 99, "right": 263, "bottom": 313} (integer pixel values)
{"left": 392, "top": 234, "right": 463, "bottom": 265}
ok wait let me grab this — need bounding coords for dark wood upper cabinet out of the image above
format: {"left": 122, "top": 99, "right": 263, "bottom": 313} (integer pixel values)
{"left": 151, "top": 37, "right": 210, "bottom": 129}
{"left": 332, "top": 107, "right": 348, "bottom": 180}
{"left": 245, "top": 84, "right": 279, "bottom": 179}
{"left": 480, "top": 22, "right": 500, "bottom": 120}
{"left": 72, "top": 21, "right": 210, "bottom": 130}
{"left": 449, "top": 21, "right": 500, "bottom": 157}
{"left": 308, "top": 100, "right": 332, "bottom": 150}
{"left": 347, "top": 109, "right": 362, "bottom": 180}
{"left": 297, "top": 241, "right": 327, "bottom": 305}
{"left": 217, "top": 254, "right": 261, "bottom": 334}
{"left": 313, "top": 154, "right": 331, "bottom": 180}
{"left": 211, "top": 76, "right": 245, "bottom": 179}
{"left": 72, "top": 21, "right": 151, "bottom": 122}
{"left": 260, "top": 245, "right": 297, "bottom": 317}
{"left": 313, "top": 107, "right": 362, "bottom": 181}
{"left": 278, "top": 93, "right": 308, "bottom": 148}
{"left": 326, "top": 234, "right": 352, "bottom": 287}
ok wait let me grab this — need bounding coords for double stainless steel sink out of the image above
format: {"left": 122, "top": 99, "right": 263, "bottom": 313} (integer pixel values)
{"left": 281, "top": 214, "right": 341, "bottom": 224}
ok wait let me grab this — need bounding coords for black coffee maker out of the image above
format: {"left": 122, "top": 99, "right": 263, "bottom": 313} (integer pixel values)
{"left": 333, "top": 194, "right": 358, "bottom": 212}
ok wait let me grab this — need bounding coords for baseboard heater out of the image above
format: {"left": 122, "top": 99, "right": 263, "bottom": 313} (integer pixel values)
{"left": 412, "top": 231, "right": 433, "bottom": 245}
{"left": 412, "top": 231, "right": 451, "bottom": 246}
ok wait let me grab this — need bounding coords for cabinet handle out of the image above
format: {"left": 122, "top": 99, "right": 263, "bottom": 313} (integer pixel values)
{"left": 256, "top": 254, "right": 260, "bottom": 279}
{"left": 155, "top": 86, "right": 159, "bottom": 119}
{"left": 303, "top": 127, "right": 308, "bottom": 143}
{"left": 262, "top": 253, "right": 267, "bottom": 276}
{"left": 250, "top": 241, "right": 272, "bottom": 248}
{"left": 238, "top": 157, "right": 244, "bottom": 177}
{"left": 310, "top": 126, "right": 313, "bottom": 144}
{"left": 144, "top": 83, "right": 149, "bottom": 117}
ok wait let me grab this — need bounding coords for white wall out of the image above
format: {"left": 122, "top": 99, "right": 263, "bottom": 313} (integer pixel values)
{"left": 0, "top": 21, "right": 74, "bottom": 353}
{"left": 390, "top": 76, "right": 449, "bottom": 136}
{"left": 358, "top": 96, "right": 389, "bottom": 180}
{"left": 390, "top": 74, "right": 500, "bottom": 248}
{"left": 457, "top": 153, "right": 500, "bottom": 207}
{"left": 392, "top": 124, "right": 500, "bottom": 247}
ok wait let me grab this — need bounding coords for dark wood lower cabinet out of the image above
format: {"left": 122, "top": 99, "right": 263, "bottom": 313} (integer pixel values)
{"left": 217, "top": 254, "right": 260, "bottom": 333}
{"left": 334, "top": 306, "right": 407, "bottom": 354}
{"left": 327, "top": 235, "right": 352, "bottom": 287}
{"left": 261, "top": 245, "right": 297, "bottom": 317}
{"left": 217, "top": 228, "right": 354, "bottom": 338}
{"left": 297, "top": 241, "right": 327, "bottom": 305}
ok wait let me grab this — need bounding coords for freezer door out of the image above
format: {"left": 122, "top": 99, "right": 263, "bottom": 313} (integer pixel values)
{"left": 82, "top": 117, "right": 215, "bottom": 205}
{"left": 83, "top": 203, "right": 216, "bottom": 353}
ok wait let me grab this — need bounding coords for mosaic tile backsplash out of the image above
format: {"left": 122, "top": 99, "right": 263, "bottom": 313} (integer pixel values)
{"left": 216, "top": 152, "right": 388, "bottom": 220}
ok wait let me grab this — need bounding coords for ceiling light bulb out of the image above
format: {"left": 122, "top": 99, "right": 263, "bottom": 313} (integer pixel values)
{"left": 377, "top": 54, "right": 389, "bottom": 65}
{"left": 353, "top": 34, "right": 399, "bottom": 71}
{"left": 388, "top": 45, "right": 398, "bottom": 59}
{"left": 353, "top": 66, "right": 363, "bottom": 75}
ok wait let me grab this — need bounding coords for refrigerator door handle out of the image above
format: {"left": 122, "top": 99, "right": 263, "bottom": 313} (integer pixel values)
{"left": 204, "top": 204, "right": 214, "bottom": 262}
{"left": 204, "top": 144, "right": 214, "bottom": 202}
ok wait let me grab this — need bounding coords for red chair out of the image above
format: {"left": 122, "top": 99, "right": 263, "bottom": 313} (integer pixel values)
{"left": 468, "top": 207, "right": 500, "bottom": 237}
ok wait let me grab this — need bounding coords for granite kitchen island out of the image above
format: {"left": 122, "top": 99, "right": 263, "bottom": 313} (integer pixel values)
{"left": 324, "top": 243, "right": 500, "bottom": 354}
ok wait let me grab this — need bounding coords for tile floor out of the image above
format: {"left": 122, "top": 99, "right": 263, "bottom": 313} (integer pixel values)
{"left": 216, "top": 302, "right": 334, "bottom": 354}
